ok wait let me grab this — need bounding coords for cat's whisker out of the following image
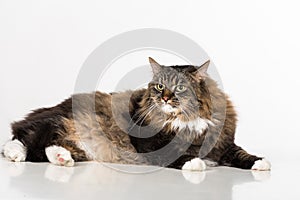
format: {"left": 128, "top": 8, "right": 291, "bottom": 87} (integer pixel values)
{"left": 128, "top": 103, "right": 154, "bottom": 125}
{"left": 182, "top": 103, "right": 199, "bottom": 111}
{"left": 181, "top": 108, "right": 191, "bottom": 122}
{"left": 128, "top": 104, "right": 156, "bottom": 133}
{"left": 136, "top": 104, "right": 158, "bottom": 136}
{"left": 135, "top": 104, "right": 156, "bottom": 124}
{"left": 138, "top": 104, "right": 157, "bottom": 128}
{"left": 180, "top": 104, "right": 199, "bottom": 119}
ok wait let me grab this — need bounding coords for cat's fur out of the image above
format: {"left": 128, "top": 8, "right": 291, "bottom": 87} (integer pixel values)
{"left": 3, "top": 58, "right": 270, "bottom": 170}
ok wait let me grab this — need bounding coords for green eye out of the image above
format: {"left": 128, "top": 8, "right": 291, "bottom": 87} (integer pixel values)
{"left": 155, "top": 84, "right": 164, "bottom": 91}
{"left": 176, "top": 85, "right": 186, "bottom": 92}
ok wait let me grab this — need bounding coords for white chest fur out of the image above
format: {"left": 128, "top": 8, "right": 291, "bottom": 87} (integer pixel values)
{"left": 169, "top": 117, "right": 212, "bottom": 134}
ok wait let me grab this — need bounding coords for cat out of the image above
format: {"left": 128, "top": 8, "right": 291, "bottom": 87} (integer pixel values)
{"left": 2, "top": 57, "right": 271, "bottom": 171}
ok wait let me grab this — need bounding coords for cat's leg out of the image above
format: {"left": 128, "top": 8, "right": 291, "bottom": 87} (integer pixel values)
{"left": 45, "top": 145, "right": 75, "bottom": 167}
{"left": 220, "top": 144, "right": 271, "bottom": 170}
{"left": 57, "top": 140, "right": 90, "bottom": 162}
{"left": 3, "top": 139, "right": 27, "bottom": 162}
{"left": 11, "top": 117, "right": 60, "bottom": 162}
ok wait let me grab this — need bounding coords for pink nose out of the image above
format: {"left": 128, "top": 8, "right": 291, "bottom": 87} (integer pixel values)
{"left": 162, "top": 96, "right": 169, "bottom": 102}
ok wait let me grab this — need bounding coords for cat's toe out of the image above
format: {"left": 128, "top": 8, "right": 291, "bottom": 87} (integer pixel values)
{"left": 5, "top": 150, "right": 26, "bottom": 162}
{"left": 45, "top": 146, "right": 74, "bottom": 167}
{"left": 56, "top": 153, "right": 74, "bottom": 167}
{"left": 3, "top": 140, "right": 26, "bottom": 162}
{"left": 182, "top": 158, "right": 206, "bottom": 171}
{"left": 251, "top": 158, "right": 271, "bottom": 171}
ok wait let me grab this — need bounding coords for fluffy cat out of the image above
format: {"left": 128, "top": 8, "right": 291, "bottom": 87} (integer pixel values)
{"left": 2, "top": 58, "right": 270, "bottom": 171}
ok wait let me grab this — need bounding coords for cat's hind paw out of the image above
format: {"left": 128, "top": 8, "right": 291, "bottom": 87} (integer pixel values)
{"left": 3, "top": 140, "right": 26, "bottom": 162}
{"left": 251, "top": 158, "right": 271, "bottom": 171}
{"left": 45, "top": 146, "right": 74, "bottom": 167}
{"left": 182, "top": 158, "right": 206, "bottom": 171}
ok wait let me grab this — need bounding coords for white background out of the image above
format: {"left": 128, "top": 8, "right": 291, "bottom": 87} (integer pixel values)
{"left": 1, "top": 0, "right": 300, "bottom": 167}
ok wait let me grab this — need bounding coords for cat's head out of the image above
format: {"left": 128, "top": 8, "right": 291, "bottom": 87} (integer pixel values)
{"left": 147, "top": 57, "right": 210, "bottom": 121}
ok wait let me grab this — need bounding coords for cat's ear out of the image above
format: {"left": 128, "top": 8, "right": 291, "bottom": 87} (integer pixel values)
{"left": 149, "top": 57, "right": 162, "bottom": 74}
{"left": 192, "top": 60, "right": 210, "bottom": 81}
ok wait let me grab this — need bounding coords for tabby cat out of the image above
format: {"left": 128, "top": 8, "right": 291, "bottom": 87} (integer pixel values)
{"left": 2, "top": 58, "right": 270, "bottom": 171}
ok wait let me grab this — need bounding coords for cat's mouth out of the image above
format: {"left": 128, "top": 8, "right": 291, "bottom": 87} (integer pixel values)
{"left": 161, "top": 103, "right": 180, "bottom": 116}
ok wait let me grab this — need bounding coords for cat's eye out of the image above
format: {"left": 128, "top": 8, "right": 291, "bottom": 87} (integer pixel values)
{"left": 155, "top": 84, "right": 164, "bottom": 91}
{"left": 176, "top": 85, "right": 186, "bottom": 92}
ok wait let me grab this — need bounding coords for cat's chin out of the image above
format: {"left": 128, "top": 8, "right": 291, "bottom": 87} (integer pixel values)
{"left": 160, "top": 104, "right": 180, "bottom": 116}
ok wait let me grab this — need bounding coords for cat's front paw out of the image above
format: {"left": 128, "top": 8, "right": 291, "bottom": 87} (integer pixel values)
{"left": 182, "top": 158, "right": 206, "bottom": 171}
{"left": 45, "top": 146, "right": 74, "bottom": 167}
{"left": 251, "top": 158, "right": 271, "bottom": 171}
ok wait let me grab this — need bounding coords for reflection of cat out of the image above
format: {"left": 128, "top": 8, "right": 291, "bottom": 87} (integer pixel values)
{"left": 3, "top": 57, "right": 270, "bottom": 171}
{"left": 4, "top": 161, "right": 270, "bottom": 200}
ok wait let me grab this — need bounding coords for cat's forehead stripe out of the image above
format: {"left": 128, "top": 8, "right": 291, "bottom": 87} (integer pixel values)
{"left": 159, "top": 72, "right": 181, "bottom": 85}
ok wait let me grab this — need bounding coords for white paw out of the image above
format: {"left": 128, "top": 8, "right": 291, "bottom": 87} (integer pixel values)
{"left": 45, "top": 146, "right": 74, "bottom": 167}
{"left": 182, "top": 158, "right": 206, "bottom": 171}
{"left": 251, "top": 159, "right": 271, "bottom": 171}
{"left": 3, "top": 140, "right": 26, "bottom": 162}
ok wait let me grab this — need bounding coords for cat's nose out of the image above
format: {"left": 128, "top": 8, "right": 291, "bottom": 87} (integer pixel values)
{"left": 162, "top": 96, "right": 169, "bottom": 102}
